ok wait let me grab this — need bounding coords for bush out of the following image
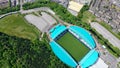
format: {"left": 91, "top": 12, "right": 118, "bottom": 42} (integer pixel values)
{"left": 0, "top": 5, "right": 20, "bottom": 15}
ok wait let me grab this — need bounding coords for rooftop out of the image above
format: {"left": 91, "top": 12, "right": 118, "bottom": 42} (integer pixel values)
{"left": 49, "top": 24, "right": 99, "bottom": 68}
{"left": 68, "top": 1, "right": 83, "bottom": 12}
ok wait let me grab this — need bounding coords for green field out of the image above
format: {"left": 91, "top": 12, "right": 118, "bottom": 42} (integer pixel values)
{"left": 81, "top": 11, "right": 96, "bottom": 23}
{"left": 56, "top": 32, "right": 90, "bottom": 62}
{"left": 0, "top": 14, "right": 40, "bottom": 41}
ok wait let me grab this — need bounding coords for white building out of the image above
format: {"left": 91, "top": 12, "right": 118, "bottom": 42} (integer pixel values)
{"left": 11, "top": 0, "right": 19, "bottom": 6}
{"left": 23, "top": 0, "right": 35, "bottom": 3}
{"left": 90, "top": 58, "right": 108, "bottom": 68}
{"left": 73, "top": 0, "right": 92, "bottom": 5}
{"left": 68, "top": 1, "right": 83, "bottom": 16}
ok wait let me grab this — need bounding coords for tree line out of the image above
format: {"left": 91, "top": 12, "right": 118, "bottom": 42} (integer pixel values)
{"left": 0, "top": 32, "right": 69, "bottom": 68}
{"left": 0, "top": 5, "right": 20, "bottom": 15}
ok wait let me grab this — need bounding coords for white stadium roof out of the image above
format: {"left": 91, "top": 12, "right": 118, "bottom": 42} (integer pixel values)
{"left": 90, "top": 58, "right": 108, "bottom": 68}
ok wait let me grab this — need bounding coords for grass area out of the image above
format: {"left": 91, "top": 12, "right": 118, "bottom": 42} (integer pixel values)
{"left": 81, "top": 11, "right": 96, "bottom": 23}
{"left": 56, "top": 32, "right": 90, "bottom": 62}
{"left": 0, "top": 14, "right": 40, "bottom": 41}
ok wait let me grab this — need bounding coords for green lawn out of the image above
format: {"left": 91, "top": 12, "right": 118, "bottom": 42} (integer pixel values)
{"left": 56, "top": 32, "right": 90, "bottom": 62}
{"left": 0, "top": 14, "right": 40, "bottom": 41}
{"left": 81, "top": 11, "right": 96, "bottom": 23}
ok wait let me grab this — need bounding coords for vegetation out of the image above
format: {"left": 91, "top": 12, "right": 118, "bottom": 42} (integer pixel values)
{"left": 23, "top": 0, "right": 50, "bottom": 10}
{"left": 22, "top": 0, "right": 120, "bottom": 57}
{"left": 0, "top": 5, "right": 20, "bottom": 15}
{"left": 78, "top": 5, "right": 89, "bottom": 19}
{"left": 0, "top": 14, "right": 40, "bottom": 41}
{"left": 0, "top": 32, "right": 69, "bottom": 68}
{"left": 0, "top": 1, "right": 119, "bottom": 68}
{"left": 117, "top": 62, "right": 120, "bottom": 68}
{"left": 81, "top": 11, "right": 96, "bottom": 23}
{"left": 118, "top": 32, "right": 120, "bottom": 36}
{"left": 90, "top": 28, "right": 120, "bottom": 57}
{"left": 57, "top": 32, "right": 90, "bottom": 61}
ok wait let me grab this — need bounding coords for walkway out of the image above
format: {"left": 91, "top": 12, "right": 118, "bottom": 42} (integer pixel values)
{"left": 20, "top": 7, "right": 55, "bottom": 15}
{"left": 0, "top": 11, "right": 18, "bottom": 19}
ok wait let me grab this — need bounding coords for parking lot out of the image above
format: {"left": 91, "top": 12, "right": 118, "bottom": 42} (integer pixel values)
{"left": 91, "top": 22, "right": 120, "bottom": 49}
{"left": 25, "top": 12, "right": 56, "bottom": 32}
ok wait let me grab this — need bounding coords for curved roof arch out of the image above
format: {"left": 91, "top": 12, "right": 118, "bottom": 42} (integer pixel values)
{"left": 49, "top": 24, "right": 99, "bottom": 68}
{"left": 69, "top": 26, "right": 96, "bottom": 49}
{"left": 49, "top": 41, "right": 77, "bottom": 67}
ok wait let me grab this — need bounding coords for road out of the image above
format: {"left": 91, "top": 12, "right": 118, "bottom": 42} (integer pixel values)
{"left": 20, "top": 7, "right": 55, "bottom": 15}
{"left": 0, "top": 11, "right": 18, "bottom": 19}
{"left": 91, "top": 22, "right": 120, "bottom": 49}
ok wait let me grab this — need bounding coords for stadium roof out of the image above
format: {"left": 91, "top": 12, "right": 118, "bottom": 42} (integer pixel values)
{"left": 49, "top": 24, "right": 67, "bottom": 39}
{"left": 79, "top": 49, "right": 99, "bottom": 68}
{"left": 50, "top": 41, "right": 77, "bottom": 67}
{"left": 69, "top": 26, "right": 96, "bottom": 49}
{"left": 90, "top": 58, "right": 108, "bottom": 68}
{"left": 49, "top": 24, "right": 98, "bottom": 68}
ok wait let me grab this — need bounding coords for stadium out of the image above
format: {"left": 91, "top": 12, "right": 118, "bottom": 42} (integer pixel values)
{"left": 49, "top": 24, "right": 99, "bottom": 68}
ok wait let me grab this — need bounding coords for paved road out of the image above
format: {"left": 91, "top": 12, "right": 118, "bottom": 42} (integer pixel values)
{"left": 100, "top": 48, "right": 118, "bottom": 68}
{"left": 0, "top": 11, "right": 18, "bottom": 19}
{"left": 20, "top": 7, "right": 55, "bottom": 15}
{"left": 91, "top": 22, "right": 120, "bottom": 49}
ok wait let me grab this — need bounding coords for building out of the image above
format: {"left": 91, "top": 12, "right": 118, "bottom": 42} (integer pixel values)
{"left": 68, "top": 1, "right": 83, "bottom": 12}
{"left": 73, "top": 0, "right": 92, "bottom": 5}
{"left": 51, "top": 0, "right": 69, "bottom": 8}
{"left": 23, "top": 0, "right": 35, "bottom": 3}
{"left": 49, "top": 24, "right": 99, "bottom": 68}
{"left": 89, "top": 0, "right": 120, "bottom": 32}
{"left": 10, "top": 0, "right": 19, "bottom": 6}
{"left": 68, "top": 1, "right": 83, "bottom": 16}
{"left": 0, "top": 0, "right": 9, "bottom": 9}
{"left": 90, "top": 58, "right": 108, "bottom": 68}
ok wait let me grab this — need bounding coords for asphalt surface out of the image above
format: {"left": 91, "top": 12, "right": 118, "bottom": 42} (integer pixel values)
{"left": 90, "top": 22, "right": 120, "bottom": 49}
{"left": 21, "top": 7, "right": 55, "bottom": 15}
{"left": 25, "top": 12, "right": 56, "bottom": 32}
